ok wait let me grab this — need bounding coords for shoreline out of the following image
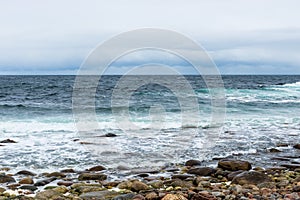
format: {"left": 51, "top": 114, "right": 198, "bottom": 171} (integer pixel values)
{"left": 1, "top": 150, "right": 300, "bottom": 199}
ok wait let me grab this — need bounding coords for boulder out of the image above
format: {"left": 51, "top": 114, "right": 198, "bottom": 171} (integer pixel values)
{"left": 16, "top": 170, "right": 36, "bottom": 176}
{"left": 218, "top": 159, "right": 252, "bottom": 171}
{"left": 79, "top": 190, "right": 119, "bottom": 200}
{"left": 88, "top": 165, "right": 106, "bottom": 171}
{"left": 187, "top": 167, "right": 215, "bottom": 176}
{"left": 232, "top": 171, "right": 272, "bottom": 185}
{"left": 78, "top": 173, "right": 107, "bottom": 181}
{"left": 131, "top": 180, "right": 149, "bottom": 191}
{"left": 0, "top": 139, "right": 17, "bottom": 143}
{"left": 0, "top": 174, "right": 15, "bottom": 183}
{"left": 161, "top": 194, "right": 188, "bottom": 200}
{"left": 185, "top": 159, "right": 202, "bottom": 166}
{"left": 19, "top": 177, "right": 34, "bottom": 184}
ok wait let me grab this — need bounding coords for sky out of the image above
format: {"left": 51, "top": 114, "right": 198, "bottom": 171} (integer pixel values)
{"left": 0, "top": 0, "right": 300, "bottom": 75}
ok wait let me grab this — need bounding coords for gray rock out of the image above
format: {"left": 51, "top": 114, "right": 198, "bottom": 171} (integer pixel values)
{"left": 232, "top": 171, "right": 272, "bottom": 185}
{"left": 16, "top": 170, "right": 36, "bottom": 176}
{"left": 78, "top": 173, "right": 107, "bottom": 181}
{"left": 19, "top": 185, "right": 38, "bottom": 191}
{"left": 79, "top": 190, "right": 119, "bottom": 200}
{"left": 0, "top": 174, "right": 15, "bottom": 183}
{"left": 88, "top": 165, "right": 106, "bottom": 171}
{"left": 218, "top": 159, "right": 252, "bottom": 171}
{"left": 113, "top": 193, "right": 135, "bottom": 200}
{"left": 185, "top": 159, "right": 202, "bottom": 166}
{"left": 187, "top": 167, "right": 215, "bottom": 176}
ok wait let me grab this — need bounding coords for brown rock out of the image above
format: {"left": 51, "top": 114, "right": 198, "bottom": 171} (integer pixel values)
{"left": 227, "top": 170, "right": 244, "bottom": 181}
{"left": 133, "top": 194, "right": 146, "bottom": 200}
{"left": 19, "top": 177, "right": 34, "bottom": 184}
{"left": 0, "top": 174, "right": 15, "bottom": 183}
{"left": 281, "top": 164, "right": 300, "bottom": 170}
{"left": 131, "top": 180, "right": 149, "bottom": 191}
{"left": 78, "top": 173, "right": 107, "bottom": 181}
{"left": 293, "top": 144, "right": 300, "bottom": 149}
{"left": 188, "top": 167, "right": 215, "bottom": 176}
{"left": 145, "top": 192, "right": 158, "bottom": 200}
{"left": 218, "top": 159, "right": 252, "bottom": 171}
{"left": 185, "top": 160, "right": 202, "bottom": 166}
{"left": 57, "top": 181, "right": 73, "bottom": 187}
{"left": 88, "top": 165, "right": 106, "bottom": 171}
{"left": 16, "top": 170, "right": 36, "bottom": 176}
{"left": 172, "top": 174, "right": 194, "bottom": 180}
{"left": 60, "top": 168, "right": 75, "bottom": 173}
{"left": 162, "top": 194, "right": 188, "bottom": 200}
{"left": 171, "top": 179, "right": 193, "bottom": 188}
{"left": 232, "top": 171, "right": 272, "bottom": 185}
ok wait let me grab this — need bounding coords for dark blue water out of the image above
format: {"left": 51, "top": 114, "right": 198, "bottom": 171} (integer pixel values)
{"left": 0, "top": 75, "right": 300, "bottom": 171}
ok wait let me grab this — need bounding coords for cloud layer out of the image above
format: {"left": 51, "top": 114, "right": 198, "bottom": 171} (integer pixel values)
{"left": 0, "top": 0, "right": 300, "bottom": 74}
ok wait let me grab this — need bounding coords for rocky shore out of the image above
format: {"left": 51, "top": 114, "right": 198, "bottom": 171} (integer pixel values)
{"left": 0, "top": 156, "right": 300, "bottom": 200}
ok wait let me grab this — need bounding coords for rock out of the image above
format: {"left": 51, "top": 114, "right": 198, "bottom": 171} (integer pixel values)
{"left": 185, "top": 159, "right": 202, "bottom": 166}
{"left": 187, "top": 167, "right": 215, "bottom": 176}
{"left": 71, "top": 183, "right": 103, "bottom": 193}
{"left": 148, "top": 180, "right": 163, "bottom": 189}
{"left": 131, "top": 180, "right": 149, "bottom": 191}
{"left": 46, "top": 172, "right": 66, "bottom": 178}
{"left": 227, "top": 170, "right": 244, "bottom": 181}
{"left": 0, "top": 174, "right": 15, "bottom": 183}
{"left": 19, "top": 177, "right": 34, "bottom": 184}
{"left": 57, "top": 181, "right": 73, "bottom": 187}
{"left": 232, "top": 171, "right": 272, "bottom": 185}
{"left": 269, "top": 148, "right": 281, "bottom": 153}
{"left": 218, "top": 159, "right": 252, "bottom": 171}
{"left": 277, "top": 143, "right": 289, "bottom": 147}
{"left": 34, "top": 178, "right": 56, "bottom": 186}
{"left": 293, "top": 144, "right": 300, "bottom": 149}
{"left": 0, "top": 187, "right": 5, "bottom": 193}
{"left": 113, "top": 193, "right": 135, "bottom": 200}
{"left": 281, "top": 164, "right": 300, "bottom": 170}
{"left": 16, "top": 170, "right": 36, "bottom": 176}
{"left": 19, "top": 185, "right": 38, "bottom": 191}
{"left": 78, "top": 173, "right": 107, "bottom": 181}
{"left": 60, "top": 168, "right": 75, "bottom": 173}
{"left": 104, "top": 133, "right": 117, "bottom": 137}
{"left": 35, "top": 189, "right": 62, "bottom": 200}
{"left": 0, "top": 139, "right": 17, "bottom": 143}
{"left": 171, "top": 179, "right": 193, "bottom": 188}
{"left": 88, "top": 165, "right": 106, "bottom": 171}
{"left": 118, "top": 181, "right": 133, "bottom": 189}
{"left": 131, "top": 169, "right": 160, "bottom": 174}
{"left": 79, "top": 190, "right": 119, "bottom": 200}
{"left": 161, "top": 194, "right": 188, "bottom": 200}
{"left": 133, "top": 194, "right": 146, "bottom": 200}
{"left": 145, "top": 192, "right": 158, "bottom": 200}
{"left": 293, "top": 185, "right": 300, "bottom": 192}
{"left": 7, "top": 183, "right": 20, "bottom": 190}
{"left": 172, "top": 174, "right": 194, "bottom": 180}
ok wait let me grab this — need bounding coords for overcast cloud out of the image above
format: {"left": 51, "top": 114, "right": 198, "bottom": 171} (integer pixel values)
{"left": 0, "top": 0, "right": 299, "bottom": 74}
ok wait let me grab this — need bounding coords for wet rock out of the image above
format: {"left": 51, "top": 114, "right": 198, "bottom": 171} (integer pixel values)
{"left": 104, "top": 133, "right": 117, "bottom": 137}
{"left": 218, "top": 159, "right": 252, "bottom": 171}
{"left": 131, "top": 169, "right": 160, "bottom": 174}
{"left": 145, "top": 192, "right": 158, "bottom": 200}
{"left": 185, "top": 160, "right": 202, "bottom": 167}
{"left": 172, "top": 174, "right": 194, "bottom": 180}
{"left": 34, "top": 178, "right": 56, "bottom": 186}
{"left": 281, "top": 164, "right": 300, "bottom": 170}
{"left": 88, "top": 165, "right": 106, "bottom": 171}
{"left": 276, "top": 143, "right": 289, "bottom": 147}
{"left": 161, "top": 194, "right": 188, "bottom": 200}
{"left": 227, "top": 170, "right": 244, "bottom": 181}
{"left": 293, "top": 185, "right": 300, "bottom": 192}
{"left": 79, "top": 190, "right": 119, "bottom": 200}
{"left": 0, "top": 174, "right": 15, "bottom": 183}
{"left": 171, "top": 179, "right": 193, "bottom": 188}
{"left": 232, "top": 171, "right": 272, "bottom": 185}
{"left": 113, "top": 193, "right": 135, "bottom": 200}
{"left": 293, "top": 144, "right": 300, "bottom": 149}
{"left": 0, "top": 139, "right": 17, "bottom": 143}
{"left": 118, "top": 181, "right": 132, "bottom": 189}
{"left": 187, "top": 167, "right": 215, "bottom": 176}
{"left": 19, "top": 177, "right": 34, "bottom": 184}
{"left": 133, "top": 194, "right": 146, "bottom": 200}
{"left": 19, "top": 185, "right": 38, "bottom": 191}
{"left": 7, "top": 183, "right": 20, "bottom": 189}
{"left": 46, "top": 172, "right": 66, "bottom": 178}
{"left": 16, "top": 170, "right": 36, "bottom": 176}
{"left": 57, "top": 181, "right": 73, "bottom": 187}
{"left": 269, "top": 148, "right": 281, "bottom": 153}
{"left": 148, "top": 180, "right": 164, "bottom": 189}
{"left": 60, "top": 168, "right": 75, "bottom": 173}
{"left": 35, "top": 189, "right": 63, "bottom": 200}
{"left": 78, "top": 173, "right": 107, "bottom": 181}
{"left": 131, "top": 180, "right": 149, "bottom": 191}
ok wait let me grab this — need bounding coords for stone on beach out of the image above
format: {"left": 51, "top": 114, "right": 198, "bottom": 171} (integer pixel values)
{"left": 185, "top": 159, "right": 202, "bottom": 166}
{"left": 79, "top": 190, "right": 119, "bottom": 200}
{"left": 0, "top": 139, "right": 17, "bottom": 143}
{"left": 232, "top": 171, "right": 272, "bottom": 185}
{"left": 187, "top": 167, "right": 215, "bottom": 176}
{"left": 218, "top": 159, "right": 252, "bottom": 171}
{"left": 78, "top": 173, "right": 107, "bottom": 181}
{"left": 16, "top": 170, "right": 36, "bottom": 176}
{"left": 88, "top": 165, "right": 106, "bottom": 171}
{"left": 0, "top": 174, "right": 15, "bottom": 183}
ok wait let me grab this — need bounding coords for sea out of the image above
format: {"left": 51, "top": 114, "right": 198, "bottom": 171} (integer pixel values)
{"left": 0, "top": 75, "right": 300, "bottom": 172}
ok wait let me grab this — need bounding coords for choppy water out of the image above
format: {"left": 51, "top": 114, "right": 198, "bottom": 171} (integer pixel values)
{"left": 0, "top": 75, "right": 300, "bottom": 172}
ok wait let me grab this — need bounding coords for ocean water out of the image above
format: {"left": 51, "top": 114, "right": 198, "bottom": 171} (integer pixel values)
{"left": 0, "top": 75, "right": 300, "bottom": 172}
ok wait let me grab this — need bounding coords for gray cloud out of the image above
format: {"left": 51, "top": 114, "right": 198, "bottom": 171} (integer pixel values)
{"left": 0, "top": 0, "right": 300, "bottom": 74}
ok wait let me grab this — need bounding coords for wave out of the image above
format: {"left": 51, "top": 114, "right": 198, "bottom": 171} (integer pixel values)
{"left": 274, "top": 81, "right": 300, "bottom": 88}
